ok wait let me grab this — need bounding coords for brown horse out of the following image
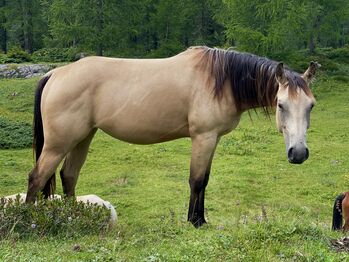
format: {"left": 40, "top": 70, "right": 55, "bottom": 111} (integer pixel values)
{"left": 332, "top": 192, "right": 349, "bottom": 231}
{"left": 25, "top": 46, "right": 318, "bottom": 227}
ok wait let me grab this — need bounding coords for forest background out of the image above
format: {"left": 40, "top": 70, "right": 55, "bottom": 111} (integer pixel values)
{"left": 0, "top": 0, "right": 348, "bottom": 62}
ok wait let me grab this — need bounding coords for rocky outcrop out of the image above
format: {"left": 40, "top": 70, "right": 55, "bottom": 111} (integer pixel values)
{"left": 0, "top": 64, "right": 57, "bottom": 79}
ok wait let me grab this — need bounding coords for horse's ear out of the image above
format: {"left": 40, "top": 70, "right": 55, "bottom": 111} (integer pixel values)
{"left": 275, "top": 62, "right": 286, "bottom": 85}
{"left": 303, "top": 61, "right": 321, "bottom": 83}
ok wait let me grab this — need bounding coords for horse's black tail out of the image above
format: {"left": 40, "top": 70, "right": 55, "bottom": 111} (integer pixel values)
{"left": 332, "top": 193, "right": 345, "bottom": 231}
{"left": 33, "top": 74, "right": 55, "bottom": 198}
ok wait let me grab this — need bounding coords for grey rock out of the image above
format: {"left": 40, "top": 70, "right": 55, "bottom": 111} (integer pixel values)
{"left": 0, "top": 64, "right": 57, "bottom": 79}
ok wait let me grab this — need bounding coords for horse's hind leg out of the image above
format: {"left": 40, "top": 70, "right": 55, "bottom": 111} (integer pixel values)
{"left": 188, "top": 133, "right": 218, "bottom": 228}
{"left": 60, "top": 129, "right": 97, "bottom": 197}
{"left": 26, "top": 148, "right": 66, "bottom": 203}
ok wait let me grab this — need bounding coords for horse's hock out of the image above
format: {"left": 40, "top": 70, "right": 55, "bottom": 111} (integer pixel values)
{"left": 3, "top": 193, "right": 117, "bottom": 225}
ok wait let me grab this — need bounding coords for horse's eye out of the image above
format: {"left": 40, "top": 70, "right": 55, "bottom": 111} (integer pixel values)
{"left": 278, "top": 103, "right": 284, "bottom": 110}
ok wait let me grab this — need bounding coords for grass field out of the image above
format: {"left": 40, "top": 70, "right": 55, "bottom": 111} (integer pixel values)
{"left": 0, "top": 71, "right": 349, "bottom": 261}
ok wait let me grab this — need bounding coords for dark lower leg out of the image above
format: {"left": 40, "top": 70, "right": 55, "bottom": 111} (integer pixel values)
{"left": 188, "top": 190, "right": 206, "bottom": 228}
{"left": 60, "top": 168, "right": 78, "bottom": 197}
{"left": 188, "top": 174, "right": 209, "bottom": 227}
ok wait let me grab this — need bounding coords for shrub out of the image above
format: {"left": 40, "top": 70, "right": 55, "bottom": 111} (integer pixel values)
{"left": 330, "top": 75, "right": 349, "bottom": 83}
{"left": 32, "top": 47, "right": 91, "bottom": 62}
{"left": 0, "top": 53, "right": 7, "bottom": 64}
{"left": 32, "top": 48, "right": 69, "bottom": 62}
{"left": 270, "top": 51, "right": 309, "bottom": 72}
{"left": 0, "top": 196, "right": 111, "bottom": 239}
{"left": 325, "top": 46, "right": 349, "bottom": 64}
{"left": 0, "top": 118, "right": 32, "bottom": 149}
{"left": 270, "top": 48, "right": 348, "bottom": 73}
{"left": 148, "top": 41, "right": 185, "bottom": 58}
{"left": 6, "top": 47, "right": 32, "bottom": 63}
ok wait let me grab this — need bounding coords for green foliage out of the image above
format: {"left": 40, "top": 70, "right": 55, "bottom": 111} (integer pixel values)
{"left": 220, "top": 0, "right": 349, "bottom": 55}
{"left": 32, "top": 47, "right": 84, "bottom": 62}
{"left": 0, "top": 118, "right": 32, "bottom": 149}
{"left": 330, "top": 75, "right": 349, "bottom": 83}
{"left": 1, "top": 0, "right": 225, "bottom": 59}
{"left": 325, "top": 46, "right": 349, "bottom": 64}
{"left": 148, "top": 41, "right": 185, "bottom": 58}
{"left": 0, "top": 196, "right": 110, "bottom": 239}
{"left": 1, "top": 0, "right": 348, "bottom": 59}
{"left": 0, "top": 53, "right": 6, "bottom": 63}
{"left": 4, "top": 47, "right": 32, "bottom": 63}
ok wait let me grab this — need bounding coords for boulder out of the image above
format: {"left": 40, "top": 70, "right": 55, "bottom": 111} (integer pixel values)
{"left": 0, "top": 64, "right": 56, "bottom": 79}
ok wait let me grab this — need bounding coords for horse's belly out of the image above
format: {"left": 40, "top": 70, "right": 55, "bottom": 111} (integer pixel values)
{"left": 96, "top": 101, "right": 190, "bottom": 144}
{"left": 99, "top": 119, "right": 190, "bottom": 144}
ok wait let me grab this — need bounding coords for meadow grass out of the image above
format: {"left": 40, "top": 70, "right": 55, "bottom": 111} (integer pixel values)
{"left": 0, "top": 74, "right": 349, "bottom": 261}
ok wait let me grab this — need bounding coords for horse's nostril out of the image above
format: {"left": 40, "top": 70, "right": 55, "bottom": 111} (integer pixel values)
{"left": 288, "top": 147, "right": 294, "bottom": 159}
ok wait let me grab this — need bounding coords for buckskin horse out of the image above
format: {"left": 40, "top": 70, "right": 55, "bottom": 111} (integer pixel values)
{"left": 25, "top": 46, "right": 318, "bottom": 227}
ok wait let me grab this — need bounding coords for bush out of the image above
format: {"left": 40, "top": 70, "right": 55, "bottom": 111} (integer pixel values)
{"left": 0, "top": 53, "right": 7, "bottom": 64}
{"left": 270, "top": 51, "right": 309, "bottom": 72}
{"left": 271, "top": 49, "right": 343, "bottom": 73}
{"left": 0, "top": 118, "right": 32, "bottom": 149}
{"left": 330, "top": 75, "right": 349, "bottom": 83}
{"left": 323, "top": 46, "right": 349, "bottom": 64}
{"left": 0, "top": 196, "right": 110, "bottom": 239}
{"left": 147, "top": 41, "right": 185, "bottom": 58}
{"left": 32, "top": 47, "right": 90, "bottom": 62}
{"left": 5, "top": 47, "right": 32, "bottom": 63}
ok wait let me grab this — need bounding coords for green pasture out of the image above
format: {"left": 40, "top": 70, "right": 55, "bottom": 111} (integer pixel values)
{"left": 0, "top": 72, "right": 349, "bottom": 260}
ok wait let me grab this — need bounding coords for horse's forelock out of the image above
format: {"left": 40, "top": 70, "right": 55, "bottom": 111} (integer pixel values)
{"left": 285, "top": 72, "right": 313, "bottom": 99}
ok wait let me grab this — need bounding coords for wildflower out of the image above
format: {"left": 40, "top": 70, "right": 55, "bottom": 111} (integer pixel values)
{"left": 31, "top": 223, "right": 37, "bottom": 229}
{"left": 68, "top": 216, "right": 72, "bottom": 222}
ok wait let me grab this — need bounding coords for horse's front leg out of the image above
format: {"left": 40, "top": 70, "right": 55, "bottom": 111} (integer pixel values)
{"left": 188, "top": 133, "right": 218, "bottom": 228}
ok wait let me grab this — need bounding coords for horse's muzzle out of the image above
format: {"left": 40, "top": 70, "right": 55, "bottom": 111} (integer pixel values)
{"left": 288, "top": 146, "right": 309, "bottom": 164}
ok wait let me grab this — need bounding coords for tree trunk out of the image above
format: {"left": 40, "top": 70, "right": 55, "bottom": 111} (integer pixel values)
{"left": 0, "top": 0, "right": 6, "bottom": 53}
{"left": 21, "top": 0, "right": 33, "bottom": 53}
{"left": 97, "top": 0, "right": 104, "bottom": 56}
{"left": 309, "top": 32, "right": 315, "bottom": 54}
{"left": 0, "top": 27, "right": 6, "bottom": 53}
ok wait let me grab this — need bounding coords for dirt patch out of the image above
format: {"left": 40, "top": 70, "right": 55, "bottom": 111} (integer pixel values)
{"left": 331, "top": 237, "right": 349, "bottom": 252}
{"left": 113, "top": 177, "right": 128, "bottom": 186}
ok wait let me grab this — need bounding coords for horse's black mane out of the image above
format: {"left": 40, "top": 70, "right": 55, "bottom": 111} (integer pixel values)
{"left": 196, "top": 46, "right": 311, "bottom": 112}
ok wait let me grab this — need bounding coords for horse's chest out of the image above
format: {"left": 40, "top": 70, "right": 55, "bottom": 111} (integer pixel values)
{"left": 218, "top": 115, "right": 241, "bottom": 136}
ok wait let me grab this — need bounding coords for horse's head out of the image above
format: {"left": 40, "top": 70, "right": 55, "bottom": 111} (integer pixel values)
{"left": 275, "top": 62, "right": 319, "bottom": 164}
